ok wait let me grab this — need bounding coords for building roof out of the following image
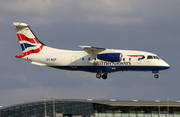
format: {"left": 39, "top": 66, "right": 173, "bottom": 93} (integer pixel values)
{"left": 1, "top": 99, "right": 180, "bottom": 110}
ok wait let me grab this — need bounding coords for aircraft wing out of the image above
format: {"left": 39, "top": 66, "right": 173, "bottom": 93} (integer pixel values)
{"left": 80, "top": 46, "right": 106, "bottom": 54}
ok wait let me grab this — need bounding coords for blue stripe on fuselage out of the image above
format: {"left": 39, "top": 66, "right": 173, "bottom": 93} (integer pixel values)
{"left": 50, "top": 66, "right": 170, "bottom": 73}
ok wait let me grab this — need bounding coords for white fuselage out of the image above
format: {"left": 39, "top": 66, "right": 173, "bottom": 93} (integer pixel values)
{"left": 13, "top": 22, "right": 170, "bottom": 78}
{"left": 22, "top": 46, "right": 170, "bottom": 73}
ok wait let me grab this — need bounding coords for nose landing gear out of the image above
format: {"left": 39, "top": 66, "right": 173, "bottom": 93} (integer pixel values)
{"left": 152, "top": 70, "right": 159, "bottom": 79}
{"left": 154, "top": 74, "right": 159, "bottom": 78}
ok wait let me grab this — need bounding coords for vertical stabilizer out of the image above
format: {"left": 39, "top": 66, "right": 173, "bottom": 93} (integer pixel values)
{"left": 13, "top": 22, "right": 44, "bottom": 58}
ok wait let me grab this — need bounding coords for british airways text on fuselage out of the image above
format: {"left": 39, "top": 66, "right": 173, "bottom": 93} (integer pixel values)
{"left": 93, "top": 61, "right": 131, "bottom": 66}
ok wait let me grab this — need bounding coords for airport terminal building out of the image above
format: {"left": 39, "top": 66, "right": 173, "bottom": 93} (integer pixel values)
{"left": 0, "top": 99, "right": 180, "bottom": 117}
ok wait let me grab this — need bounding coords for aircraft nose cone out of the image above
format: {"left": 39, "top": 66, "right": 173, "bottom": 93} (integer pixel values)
{"left": 166, "top": 64, "right": 170, "bottom": 69}
{"left": 163, "top": 61, "right": 170, "bottom": 69}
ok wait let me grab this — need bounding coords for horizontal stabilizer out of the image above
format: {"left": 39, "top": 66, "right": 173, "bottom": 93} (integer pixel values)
{"left": 13, "top": 22, "right": 28, "bottom": 27}
{"left": 31, "top": 61, "right": 47, "bottom": 66}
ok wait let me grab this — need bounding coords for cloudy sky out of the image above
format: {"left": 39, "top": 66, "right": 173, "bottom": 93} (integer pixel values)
{"left": 0, "top": 0, "right": 180, "bottom": 107}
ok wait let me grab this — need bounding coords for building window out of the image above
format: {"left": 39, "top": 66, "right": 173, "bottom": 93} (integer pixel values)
{"left": 82, "top": 58, "right": 84, "bottom": 61}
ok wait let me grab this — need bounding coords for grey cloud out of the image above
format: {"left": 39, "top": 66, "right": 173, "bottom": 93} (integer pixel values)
{"left": 84, "top": 15, "right": 144, "bottom": 25}
{"left": 0, "top": 15, "right": 5, "bottom": 23}
{"left": 0, "top": 0, "right": 52, "bottom": 15}
{"left": 0, "top": 83, "right": 112, "bottom": 106}
{"left": 0, "top": 0, "right": 149, "bottom": 25}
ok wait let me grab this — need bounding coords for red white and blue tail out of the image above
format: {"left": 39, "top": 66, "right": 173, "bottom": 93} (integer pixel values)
{"left": 13, "top": 22, "right": 44, "bottom": 58}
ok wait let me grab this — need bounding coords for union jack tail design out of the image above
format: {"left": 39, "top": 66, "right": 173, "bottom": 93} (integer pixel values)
{"left": 13, "top": 22, "right": 45, "bottom": 58}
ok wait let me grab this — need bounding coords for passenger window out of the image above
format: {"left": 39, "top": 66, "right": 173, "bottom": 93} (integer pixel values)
{"left": 147, "top": 55, "right": 153, "bottom": 59}
{"left": 94, "top": 58, "right": 96, "bottom": 60}
{"left": 129, "top": 58, "right": 131, "bottom": 61}
{"left": 123, "top": 58, "right": 125, "bottom": 61}
{"left": 88, "top": 58, "right": 90, "bottom": 61}
{"left": 82, "top": 58, "right": 84, "bottom": 61}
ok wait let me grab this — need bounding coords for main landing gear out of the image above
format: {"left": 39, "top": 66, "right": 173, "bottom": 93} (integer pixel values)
{"left": 96, "top": 72, "right": 108, "bottom": 79}
{"left": 96, "top": 73, "right": 101, "bottom": 79}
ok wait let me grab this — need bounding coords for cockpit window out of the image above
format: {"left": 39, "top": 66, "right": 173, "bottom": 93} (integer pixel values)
{"left": 147, "top": 55, "right": 160, "bottom": 59}
{"left": 153, "top": 56, "right": 160, "bottom": 59}
{"left": 147, "top": 55, "right": 153, "bottom": 59}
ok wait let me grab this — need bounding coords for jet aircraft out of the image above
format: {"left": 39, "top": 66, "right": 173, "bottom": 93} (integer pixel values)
{"left": 13, "top": 22, "right": 170, "bottom": 79}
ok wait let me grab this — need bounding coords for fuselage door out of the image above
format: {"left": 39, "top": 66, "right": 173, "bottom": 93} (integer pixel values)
{"left": 71, "top": 56, "right": 77, "bottom": 68}
{"left": 136, "top": 55, "right": 145, "bottom": 64}
{"left": 136, "top": 58, "right": 142, "bottom": 64}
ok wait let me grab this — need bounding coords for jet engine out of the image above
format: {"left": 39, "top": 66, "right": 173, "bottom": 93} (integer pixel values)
{"left": 97, "top": 53, "right": 122, "bottom": 62}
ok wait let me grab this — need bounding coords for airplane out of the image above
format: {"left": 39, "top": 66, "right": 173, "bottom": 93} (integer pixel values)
{"left": 13, "top": 22, "right": 170, "bottom": 79}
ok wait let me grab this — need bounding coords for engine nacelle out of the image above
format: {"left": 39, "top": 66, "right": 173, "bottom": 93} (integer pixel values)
{"left": 97, "top": 53, "right": 122, "bottom": 62}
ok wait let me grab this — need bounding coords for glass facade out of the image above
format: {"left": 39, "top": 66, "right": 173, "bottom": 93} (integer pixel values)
{"left": 93, "top": 104, "right": 180, "bottom": 117}
{"left": 0, "top": 100, "right": 180, "bottom": 117}
{"left": 0, "top": 101, "right": 93, "bottom": 117}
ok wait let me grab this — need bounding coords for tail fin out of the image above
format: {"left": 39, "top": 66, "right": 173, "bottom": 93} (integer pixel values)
{"left": 13, "top": 22, "right": 44, "bottom": 58}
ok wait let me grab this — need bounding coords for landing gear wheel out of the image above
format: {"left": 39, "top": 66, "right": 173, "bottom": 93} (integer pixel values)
{"left": 96, "top": 73, "right": 102, "bottom": 78}
{"left": 154, "top": 74, "right": 159, "bottom": 78}
{"left": 102, "top": 74, "right": 107, "bottom": 79}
